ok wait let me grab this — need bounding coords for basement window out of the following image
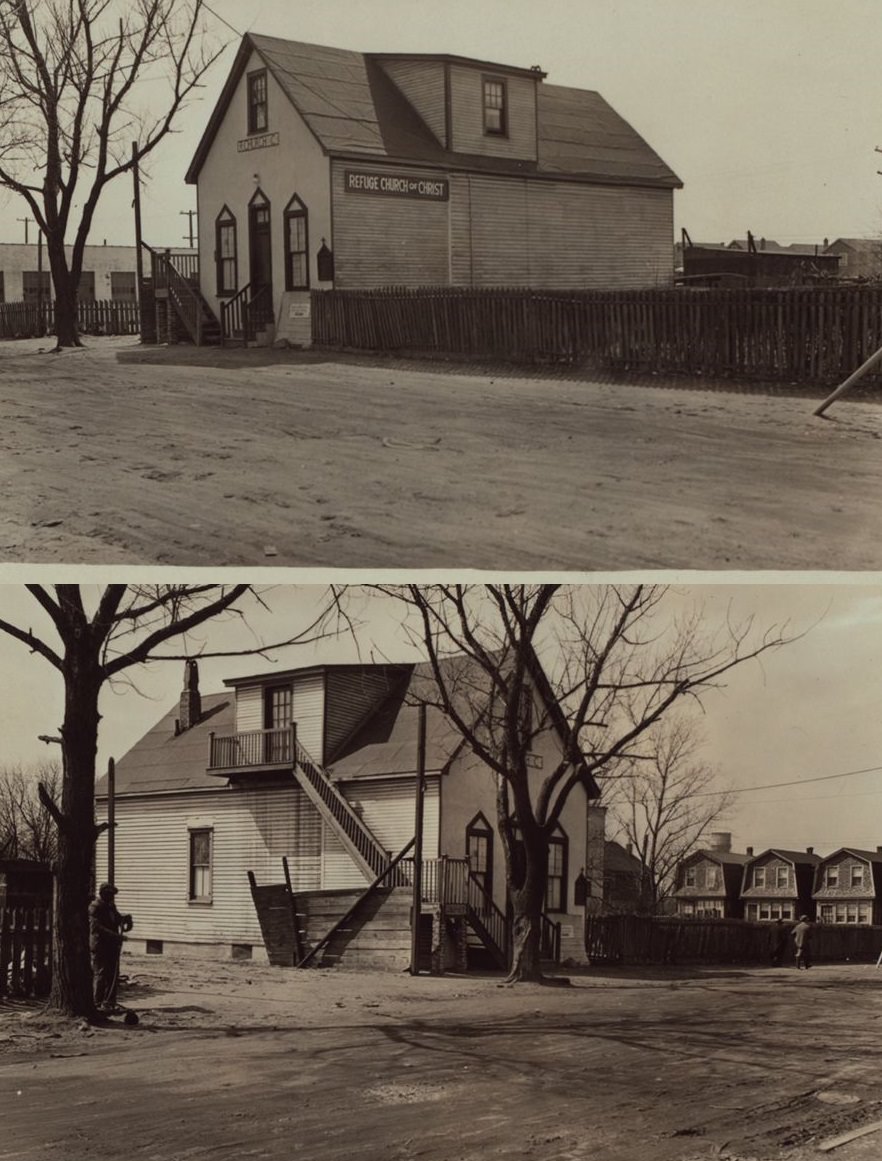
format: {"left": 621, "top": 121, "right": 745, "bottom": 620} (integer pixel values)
{"left": 146, "top": 939, "right": 164, "bottom": 955}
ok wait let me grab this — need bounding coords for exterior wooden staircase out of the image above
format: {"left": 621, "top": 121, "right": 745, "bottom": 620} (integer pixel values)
{"left": 142, "top": 245, "right": 221, "bottom": 346}
{"left": 294, "top": 738, "right": 390, "bottom": 881}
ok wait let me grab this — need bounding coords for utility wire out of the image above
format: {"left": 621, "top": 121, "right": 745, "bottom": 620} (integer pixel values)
{"left": 689, "top": 762, "right": 882, "bottom": 799}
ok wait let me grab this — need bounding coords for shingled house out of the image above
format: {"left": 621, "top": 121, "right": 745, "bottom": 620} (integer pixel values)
{"left": 671, "top": 833, "right": 752, "bottom": 919}
{"left": 740, "top": 848, "right": 820, "bottom": 922}
{"left": 813, "top": 848, "right": 882, "bottom": 925}
{"left": 95, "top": 657, "right": 599, "bottom": 970}
{"left": 156, "top": 33, "right": 681, "bottom": 346}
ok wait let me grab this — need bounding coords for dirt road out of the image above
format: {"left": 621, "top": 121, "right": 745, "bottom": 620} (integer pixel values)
{"left": 1, "top": 336, "right": 881, "bottom": 568}
{"left": 3, "top": 956, "right": 882, "bottom": 1161}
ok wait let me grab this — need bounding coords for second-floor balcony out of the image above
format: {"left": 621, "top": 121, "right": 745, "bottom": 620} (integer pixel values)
{"left": 208, "top": 726, "right": 296, "bottom": 775}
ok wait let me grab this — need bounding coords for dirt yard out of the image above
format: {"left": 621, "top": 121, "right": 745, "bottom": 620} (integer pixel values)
{"left": 3, "top": 956, "right": 882, "bottom": 1161}
{"left": 2, "top": 336, "right": 881, "bottom": 568}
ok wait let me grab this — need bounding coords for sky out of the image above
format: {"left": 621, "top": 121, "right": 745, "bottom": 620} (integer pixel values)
{"left": 2, "top": 0, "right": 882, "bottom": 248}
{"left": 2, "top": 581, "right": 882, "bottom": 857}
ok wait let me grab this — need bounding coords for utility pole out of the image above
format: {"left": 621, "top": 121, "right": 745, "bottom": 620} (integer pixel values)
{"left": 180, "top": 208, "right": 197, "bottom": 248}
{"left": 132, "top": 142, "right": 143, "bottom": 293}
{"left": 409, "top": 703, "right": 427, "bottom": 975}
{"left": 17, "top": 216, "right": 31, "bottom": 244}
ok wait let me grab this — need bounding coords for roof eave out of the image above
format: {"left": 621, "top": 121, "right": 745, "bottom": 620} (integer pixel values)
{"left": 367, "top": 51, "right": 546, "bottom": 80}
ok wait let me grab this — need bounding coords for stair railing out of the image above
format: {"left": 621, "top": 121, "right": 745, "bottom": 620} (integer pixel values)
{"left": 540, "top": 912, "right": 562, "bottom": 963}
{"left": 296, "top": 838, "right": 415, "bottom": 968}
{"left": 220, "top": 281, "right": 250, "bottom": 346}
{"left": 294, "top": 738, "right": 389, "bottom": 879}
{"left": 465, "top": 871, "right": 511, "bottom": 968}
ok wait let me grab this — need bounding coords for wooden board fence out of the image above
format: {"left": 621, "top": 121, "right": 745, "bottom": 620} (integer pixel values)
{"left": 311, "top": 285, "right": 882, "bottom": 386}
{"left": 585, "top": 914, "right": 882, "bottom": 966}
{"left": 0, "top": 907, "right": 51, "bottom": 998}
{"left": 0, "top": 299, "right": 140, "bottom": 340}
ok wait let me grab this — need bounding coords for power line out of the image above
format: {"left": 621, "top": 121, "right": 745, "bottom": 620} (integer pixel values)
{"left": 203, "top": 2, "right": 242, "bottom": 37}
{"left": 690, "top": 762, "right": 882, "bottom": 799}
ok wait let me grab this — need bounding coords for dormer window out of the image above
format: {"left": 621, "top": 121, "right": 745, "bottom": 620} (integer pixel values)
{"left": 248, "top": 69, "right": 268, "bottom": 134}
{"left": 482, "top": 76, "right": 507, "bottom": 136}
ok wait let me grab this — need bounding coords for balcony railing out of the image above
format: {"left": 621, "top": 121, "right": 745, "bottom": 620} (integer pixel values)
{"left": 208, "top": 726, "right": 295, "bottom": 771}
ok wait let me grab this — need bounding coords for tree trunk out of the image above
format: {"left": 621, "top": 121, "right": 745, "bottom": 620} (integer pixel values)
{"left": 48, "top": 658, "right": 102, "bottom": 1017}
{"left": 505, "top": 841, "right": 548, "bottom": 983}
{"left": 45, "top": 236, "right": 82, "bottom": 349}
{"left": 53, "top": 278, "right": 81, "bottom": 349}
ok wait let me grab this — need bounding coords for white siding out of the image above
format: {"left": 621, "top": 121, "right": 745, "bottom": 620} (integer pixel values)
{"left": 95, "top": 784, "right": 322, "bottom": 949}
{"left": 451, "top": 173, "right": 674, "bottom": 289}
{"left": 236, "top": 685, "right": 263, "bottom": 732}
{"left": 331, "top": 160, "right": 450, "bottom": 288}
{"left": 449, "top": 67, "right": 538, "bottom": 160}
{"left": 293, "top": 672, "right": 325, "bottom": 763}
{"left": 321, "top": 777, "right": 440, "bottom": 889}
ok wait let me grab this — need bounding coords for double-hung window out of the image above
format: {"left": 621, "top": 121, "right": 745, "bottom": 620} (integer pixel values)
{"left": 215, "top": 207, "right": 237, "bottom": 296}
{"left": 248, "top": 70, "right": 268, "bottom": 134}
{"left": 482, "top": 76, "right": 507, "bottom": 136}
{"left": 189, "top": 828, "right": 213, "bottom": 902}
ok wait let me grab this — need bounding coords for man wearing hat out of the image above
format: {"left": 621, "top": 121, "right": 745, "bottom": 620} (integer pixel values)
{"left": 792, "top": 914, "right": 813, "bottom": 970}
{"left": 88, "top": 882, "right": 132, "bottom": 1012}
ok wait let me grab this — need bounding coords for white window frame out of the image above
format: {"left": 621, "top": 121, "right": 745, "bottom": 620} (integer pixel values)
{"left": 188, "top": 826, "right": 213, "bottom": 904}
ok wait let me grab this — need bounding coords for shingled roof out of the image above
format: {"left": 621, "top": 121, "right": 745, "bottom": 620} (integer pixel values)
{"left": 186, "top": 34, "right": 681, "bottom": 189}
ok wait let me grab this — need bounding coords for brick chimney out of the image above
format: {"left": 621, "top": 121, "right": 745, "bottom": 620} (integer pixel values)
{"left": 806, "top": 847, "right": 814, "bottom": 855}
{"left": 178, "top": 659, "right": 201, "bottom": 732}
{"left": 585, "top": 804, "right": 607, "bottom": 915}
{"left": 707, "top": 832, "right": 732, "bottom": 853}
{"left": 746, "top": 846, "right": 754, "bottom": 856}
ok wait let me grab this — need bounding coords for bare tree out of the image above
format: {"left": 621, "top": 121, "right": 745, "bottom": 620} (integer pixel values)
{"left": 0, "top": 0, "right": 224, "bottom": 347}
{"left": 603, "top": 715, "right": 735, "bottom": 912}
{"left": 0, "top": 584, "right": 340, "bottom": 1018}
{"left": 0, "top": 761, "right": 61, "bottom": 863}
{"left": 378, "top": 584, "right": 793, "bottom": 983}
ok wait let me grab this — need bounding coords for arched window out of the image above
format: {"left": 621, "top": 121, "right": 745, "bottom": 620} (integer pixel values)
{"left": 466, "top": 812, "right": 493, "bottom": 901}
{"left": 284, "top": 194, "right": 309, "bottom": 290}
{"left": 546, "top": 826, "right": 568, "bottom": 913}
{"left": 215, "top": 206, "right": 237, "bottom": 296}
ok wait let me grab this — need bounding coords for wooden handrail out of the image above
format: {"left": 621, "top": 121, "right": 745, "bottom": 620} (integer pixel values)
{"left": 296, "top": 838, "right": 415, "bottom": 968}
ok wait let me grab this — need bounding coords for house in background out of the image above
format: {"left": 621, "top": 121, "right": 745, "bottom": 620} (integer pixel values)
{"left": 740, "top": 848, "right": 820, "bottom": 922}
{"left": 812, "top": 848, "right": 882, "bottom": 925}
{"left": 823, "top": 238, "right": 882, "bottom": 281}
{"left": 95, "top": 657, "right": 599, "bottom": 971}
{"left": 671, "top": 833, "right": 752, "bottom": 918}
{"left": 169, "top": 32, "right": 681, "bottom": 347}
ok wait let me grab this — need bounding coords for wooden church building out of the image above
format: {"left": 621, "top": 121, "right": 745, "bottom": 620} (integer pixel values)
{"left": 177, "top": 33, "right": 681, "bottom": 346}
{"left": 95, "top": 657, "right": 601, "bottom": 972}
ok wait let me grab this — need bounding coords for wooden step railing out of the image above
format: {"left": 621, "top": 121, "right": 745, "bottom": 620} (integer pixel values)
{"left": 296, "top": 839, "right": 415, "bottom": 968}
{"left": 220, "top": 281, "right": 274, "bottom": 346}
{"left": 294, "top": 739, "right": 390, "bottom": 881}
{"left": 465, "top": 871, "right": 511, "bottom": 970}
{"left": 145, "top": 244, "right": 218, "bottom": 346}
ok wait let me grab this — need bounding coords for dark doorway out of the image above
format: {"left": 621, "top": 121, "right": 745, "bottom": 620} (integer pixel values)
{"left": 248, "top": 193, "right": 273, "bottom": 315}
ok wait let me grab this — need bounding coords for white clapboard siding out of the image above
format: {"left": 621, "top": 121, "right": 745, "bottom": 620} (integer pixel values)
{"left": 448, "top": 66, "right": 538, "bottom": 160}
{"left": 95, "top": 785, "right": 323, "bottom": 948}
{"left": 331, "top": 161, "right": 450, "bottom": 289}
{"left": 292, "top": 671, "right": 325, "bottom": 763}
{"left": 320, "top": 776, "right": 440, "bottom": 890}
{"left": 379, "top": 59, "right": 447, "bottom": 144}
{"left": 452, "top": 173, "right": 673, "bottom": 289}
{"left": 235, "top": 685, "right": 263, "bottom": 732}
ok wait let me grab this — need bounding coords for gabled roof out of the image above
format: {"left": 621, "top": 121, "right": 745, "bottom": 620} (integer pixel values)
{"left": 817, "top": 846, "right": 882, "bottom": 865}
{"left": 97, "top": 652, "right": 599, "bottom": 799}
{"left": 186, "top": 33, "right": 681, "bottom": 190}
{"left": 96, "top": 692, "right": 234, "bottom": 796}
{"left": 536, "top": 84, "right": 680, "bottom": 187}
{"left": 686, "top": 849, "right": 752, "bottom": 866}
{"left": 604, "top": 840, "right": 642, "bottom": 874}
{"left": 825, "top": 238, "right": 882, "bottom": 252}
{"left": 749, "top": 848, "right": 821, "bottom": 866}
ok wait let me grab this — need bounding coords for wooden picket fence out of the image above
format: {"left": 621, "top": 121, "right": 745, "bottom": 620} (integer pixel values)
{"left": 311, "top": 285, "right": 882, "bottom": 386}
{"left": 0, "top": 907, "right": 52, "bottom": 998}
{"left": 585, "top": 913, "right": 882, "bottom": 966}
{"left": 0, "top": 299, "right": 140, "bottom": 340}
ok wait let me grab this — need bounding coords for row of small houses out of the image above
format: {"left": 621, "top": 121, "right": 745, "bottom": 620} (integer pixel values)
{"left": 672, "top": 834, "right": 882, "bottom": 925}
